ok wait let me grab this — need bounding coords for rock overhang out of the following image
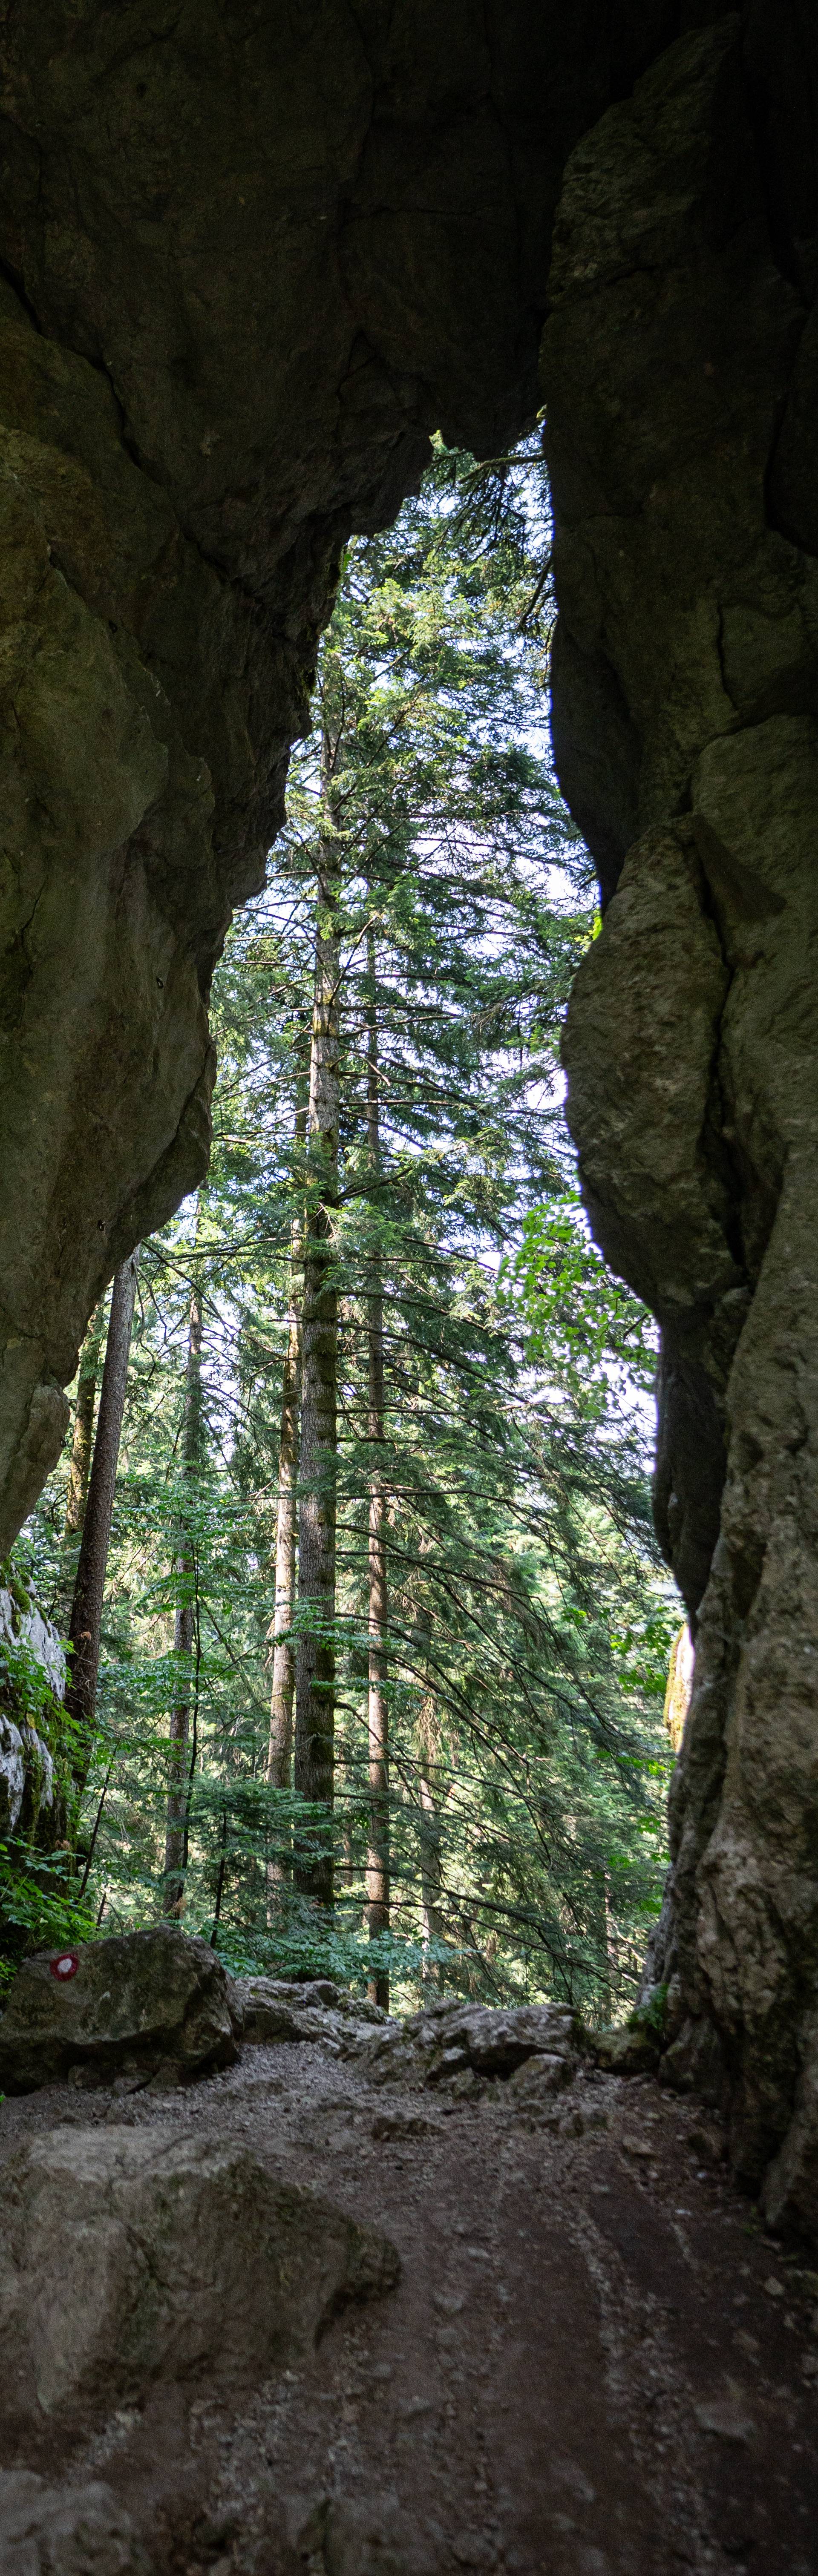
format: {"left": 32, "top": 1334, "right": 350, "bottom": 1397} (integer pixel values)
{"left": 0, "top": 0, "right": 816, "bottom": 2227}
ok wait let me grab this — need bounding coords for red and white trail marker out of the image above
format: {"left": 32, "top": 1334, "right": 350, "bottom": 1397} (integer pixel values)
{"left": 49, "top": 1952, "right": 80, "bottom": 1980}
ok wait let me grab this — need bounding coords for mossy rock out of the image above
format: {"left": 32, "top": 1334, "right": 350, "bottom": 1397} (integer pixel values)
{"left": 590, "top": 2023, "right": 661, "bottom": 2075}
{"left": 0, "top": 1925, "right": 242, "bottom": 2094}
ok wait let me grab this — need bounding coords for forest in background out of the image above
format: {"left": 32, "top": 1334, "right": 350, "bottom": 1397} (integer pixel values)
{"left": 2, "top": 440, "right": 680, "bottom": 2021}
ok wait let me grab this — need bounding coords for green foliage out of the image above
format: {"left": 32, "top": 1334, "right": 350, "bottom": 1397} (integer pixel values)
{"left": 0, "top": 1555, "right": 32, "bottom": 1620}
{"left": 210, "top": 1908, "right": 441, "bottom": 2001}
{"left": 0, "top": 1576, "right": 80, "bottom": 1979}
{"left": 19, "top": 440, "right": 678, "bottom": 2022}
{"left": 0, "top": 1843, "right": 96, "bottom": 1993}
{"left": 627, "top": 1981, "right": 669, "bottom": 2037}
{"left": 504, "top": 1190, "right": 657, "bottom": 1412}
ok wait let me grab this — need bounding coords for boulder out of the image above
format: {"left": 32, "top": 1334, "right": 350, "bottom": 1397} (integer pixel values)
{"left": 0, "top": 1926, "right": 241, "bottom": 2094}
{"left": 0, "top": 2471, "right": 153, "bottom": 2574}
{"left": 349, "top": 1999, "right": 582, "bottom": 2090}
{"left": 506, "top": 2053, "right": 575, "bottom": 2102}
{"left": 426, "top": 2004, "right": 580, "bottom": 2081}
{"left": 658, "top": 2012, "right": 727, "bottom": 2104}
{"left": 0, "top": 1578, "right": 64, "bottom": 1848}
{"left": 232, "top": 1975, "right": 389, "bottom": 2049}
{"left": 590, "top": 2025, "right": 660, "bottom": 2076}
{"left": 0, "top": 2126, "right": 400, "bottom": 2426}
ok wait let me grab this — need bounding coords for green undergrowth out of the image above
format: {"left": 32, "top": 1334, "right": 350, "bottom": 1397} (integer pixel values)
{"left": 0, "top": 1846, "right": 96, "bottom": 1996}
{"left": 627, "top": 1981, "right": 669, "bottom": 2037}
{"left": 209, "top": 1909, "right": 456, "bottom": 2010}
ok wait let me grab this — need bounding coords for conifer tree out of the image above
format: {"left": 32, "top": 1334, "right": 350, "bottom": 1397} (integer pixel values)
{"left": 364, "top": 922, "right": 389, "bottom": 2004}
{"left": 65, "top": 1252, "right": 139, "bottom": 1790}
{"left": 14, "top": 440, "right": 677, "bottom": 2015}
{"left": 63, "top": 1300, "right": 106, "bottom": 1547}
{"left": 266, "top": 1097, "right": 305, "bottom": 1807}
{"left": 294, "top": 714, "right": 344, "bottom": 1906}
{"left": 163, "top": 1245, "right": 204, "bottom": 1914}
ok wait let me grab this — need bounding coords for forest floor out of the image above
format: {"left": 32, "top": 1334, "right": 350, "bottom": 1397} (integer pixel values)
{"left": 1, "top": 2041, "right": 817, "bottom": 2576}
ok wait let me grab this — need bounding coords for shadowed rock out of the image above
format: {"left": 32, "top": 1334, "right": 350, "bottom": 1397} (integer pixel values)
{"left": 0, "top": 2472, "right": 153, "bottom": 2575}
{"left": 350, "top": 1998, "right": 582, "bottom": 2090}
{"left": 0, "top": 2126, "right": 400, "bottom": 2427}
{"left": 0, "top": 1, "right": 674, "bottom": 1550}
{"left": 0, "top": 0, "right": 816, "bottom": 2221}
{"left": 547, "top": 16, "right": 818, "bottom": 2231}
{"left": 232, "top": 1974, "right": 389, "bottom": 2049}
{"left": 0, "top": 1925, "right": 241, "bottom": 2094}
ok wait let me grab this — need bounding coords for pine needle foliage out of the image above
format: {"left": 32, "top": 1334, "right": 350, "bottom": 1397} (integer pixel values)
{"left": 14, "top": 442, "right": 677, "bottom": 2016}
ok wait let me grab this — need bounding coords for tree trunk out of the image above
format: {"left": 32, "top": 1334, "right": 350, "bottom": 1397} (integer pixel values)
{"left": 294, "top": 811, "right": 340, "bottom": 1908}
{"left": 267, "top": 1103, "right": 306, "bottom": 1802}
{"left": 163, "top": 1260, "right": 204, "bottom": 1915}
{"left": 419, "top": 1758, "right": 444, "bottom": 1978}
{"left": 57, "top": 1297, "right": 107, "bottom": 1630}
{"left": 65, "top": 1252, "right": 139, "bottom": 1788}
{"left": 591, "top": 1868, "right": 614, "bottom": 2024}
{"left": 64, "top": 1300, "right": 106, "bottom": 1541}
{"left": 415, "top": 1610, "right": 444, "bottom": 1985}
{"left": 210, "top": 1803, "right": 228, "bottom": 1943}
{"left": 364, "top": 926, "right": 389, "bottom": 2007}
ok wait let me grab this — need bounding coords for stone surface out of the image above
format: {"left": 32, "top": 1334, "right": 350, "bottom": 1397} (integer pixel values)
{"left": 0, "top": 2471, "right": 153, "bottom": 2575}
{"left": 288, "top": 2495, "right": 429, "bottom": 2576}
{"left": 0, "top": 2043, "right": 816, "bottom": 2573}
{"left": 545, "top": 12, "right": 818, "bottom": 2222}
{"left": 506, "top": 2050, "right": 573, "bottom": 2097}
{"left": 589, "top": 2025, "right": 660, "bottom": 2078}
{"left": 0, "top": 2125, "right": 399, "bottom": 2426}
{"left": 232, "top": 1974, "right": 388, "bottom": 2050}
{"left": 351, "top": 1998, "right": 581, "bottom": 2090}
{"left": 0, "top": 1583, "right": 66, "bottom": 1704}
{"left": 0, "top": 0, "right": 815, "bottom": 2229}
{"left": 0, "top": 1, "right": 682, "bottom": 1549}
{"left": 0, "top": 1925, "right": 240, "bottom": 2094}
{"left": 0, "top": 1581, "right": 65, "bottom": 1853}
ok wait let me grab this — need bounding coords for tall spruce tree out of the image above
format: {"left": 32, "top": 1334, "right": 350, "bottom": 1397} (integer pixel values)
{"left": 65, "top": 1252, "right": 139, "bottom": 1791}
{"left": 163, "top": 1232, "right": 204, "bottom": 1915}
{"left": 9, "top": 442, "right": 677, "bottom": 2016}
{"left": 294, "top": 712, "right": 344, "bottom": 1906}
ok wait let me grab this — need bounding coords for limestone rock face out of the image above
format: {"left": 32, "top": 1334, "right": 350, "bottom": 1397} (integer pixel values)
{"left": 0, "top": 1925, "right": 240, "bottom": 2093}
{"left": 0, "top": 2471, "right": 153, "bottom": 2576}
{"left": 0, "top": 0, "right": 816, "bottom": 2230}
{"left": 232, "top": 1973, "right": 388, "bottom": 2049}
{"left": 0, "top": 0, "right": 678, "bottom": 1548}
{"left": 0, "top": 2127, "right": 399, "bottom": 2426}
{"left": 546, "top": 15, "right": 818, "bottom": 2222}
{"left": 0, "top": 1581, "right": 66, "bottom": 1852}
{"left": 349, "top": 1997, "right": 581, "bottom": 2090}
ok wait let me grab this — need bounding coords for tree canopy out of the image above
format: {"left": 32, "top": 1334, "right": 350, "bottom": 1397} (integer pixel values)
{"left": 4, "top": 440, "right": 678, "bottom": 2021}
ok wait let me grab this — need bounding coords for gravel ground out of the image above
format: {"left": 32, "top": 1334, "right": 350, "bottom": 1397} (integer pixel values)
{"left": 1, "top": 2042, "right": 816, "bottom": 2574}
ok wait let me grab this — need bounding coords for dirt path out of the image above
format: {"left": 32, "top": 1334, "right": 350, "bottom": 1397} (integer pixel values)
{"left": 1, "top": 2043, "right": 817, "bottom": 2574}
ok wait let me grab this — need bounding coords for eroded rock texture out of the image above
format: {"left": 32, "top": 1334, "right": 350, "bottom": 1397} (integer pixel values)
{"left": 0, "top": 2125, "right": 398, "bottom": 2426}
{"left": 0, "top": 1924, "right": 241, "bottom": 2093}
{"left": 0, "top": 2471, "right": 153, "bottom": 2576}
{"left": 0, "top": 4, "right": 817, "bottom": 2231}
{"left": 550, "top": 16, "right": 818, "bottom": 2225}
{"left": 0, "top": 0, "right": 679, "bottom": 1548}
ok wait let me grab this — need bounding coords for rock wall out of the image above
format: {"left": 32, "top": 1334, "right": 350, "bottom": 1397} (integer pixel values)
{"left": 0, "top": 0, "right": 680, "bottom": 1551}
{"left": 547, "top": 14, "right": 818, "bottom": 2228}
{"left": 0, "top": 2, "right": 816, "bottom": 2227}
{"left": 0, "top": 1579, "right": 65, "bottom": 1851}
